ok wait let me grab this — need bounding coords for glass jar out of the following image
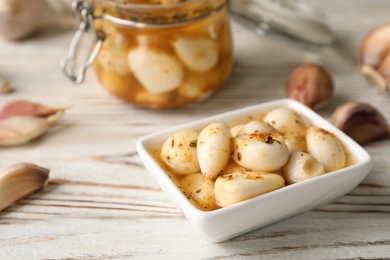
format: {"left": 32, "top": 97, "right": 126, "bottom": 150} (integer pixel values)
{"left": 62, "top": 0, "right": 334, "bottom": 108}
{"left": 63, "top": 0, "right": 233, "bottom": 108}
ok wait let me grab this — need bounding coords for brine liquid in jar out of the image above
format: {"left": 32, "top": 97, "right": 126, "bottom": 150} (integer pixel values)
{"left": 92, "top": 0, "right": 233, "bottom": 108}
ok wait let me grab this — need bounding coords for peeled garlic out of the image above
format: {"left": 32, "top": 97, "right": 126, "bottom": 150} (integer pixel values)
{"left": 160, "top": 129, "right": 200, "bottom": 175}
{"left": 197, "top": 122, "right": 231, "bottom": 179}
{"left": 231, "top": 133, "right": 290, "bottom": 172}
{"left": 306, "top": 126, "right": 346, "bottom": 172}
{"left": 173, "top": 37, "right": 219, "bottom": 72}
{"left": 180, "top": 173, "right": 218, "bottom": 211}
{"left": 214, "top": 172, "right": 285, "bottom": 207}
{"left": 283, "top": 151, "right": 325, "bottom": 184}
{"left": 0, "top": 163, "right": 49, "bottom": 211}
{"left": 331, "top": 101, "right": 390, "bottom": 145}
{"left": 263, "top": 107, "right": 309, "bottom": 136}
{"left": 98, "top": 35, "right": 131, "bottom": 75}
{"left": 243, "top": 120, "right": 276, "bottom": 135}
{"left": 0, "top": 100, "right": 64, "bottom": 119}
{"left": 128, "top": 47, "right": 184, "bottom": 94}
{"left": 230, "top": 124, "right": 245, "bottom": 138}
{"left": 283, "top": 132, "right": 307, "bottom": 152}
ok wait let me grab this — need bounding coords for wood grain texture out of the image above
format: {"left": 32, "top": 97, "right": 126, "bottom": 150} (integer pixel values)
{"left": 1, "top": 0, "right": 390, "bottom": 259}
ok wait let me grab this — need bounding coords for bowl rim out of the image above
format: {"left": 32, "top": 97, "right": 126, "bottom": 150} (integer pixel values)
{"left": 136, "top": 98, "right": 372, "bottom": 217}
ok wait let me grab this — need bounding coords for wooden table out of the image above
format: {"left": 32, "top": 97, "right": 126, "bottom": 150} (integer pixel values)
{"left": 1, "top": 0, "right": 389, "bottom": 259}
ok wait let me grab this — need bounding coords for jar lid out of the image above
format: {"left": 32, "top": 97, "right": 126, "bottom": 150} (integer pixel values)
{"left": 229, "top": 0, "right": 334, "bottom": 51}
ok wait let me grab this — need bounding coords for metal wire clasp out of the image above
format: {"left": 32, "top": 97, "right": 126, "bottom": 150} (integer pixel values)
{"left": 61, "top": 1, "right": 105, "bottom": 84}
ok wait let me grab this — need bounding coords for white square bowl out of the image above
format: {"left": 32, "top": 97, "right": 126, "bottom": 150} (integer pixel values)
{"left": 136, "top": 99, "right": 372, "bottom": 242}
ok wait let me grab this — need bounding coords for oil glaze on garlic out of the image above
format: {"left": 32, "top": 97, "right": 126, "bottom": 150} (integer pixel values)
{"left": 197, "top": 122, "right": 231, "bottom": 179}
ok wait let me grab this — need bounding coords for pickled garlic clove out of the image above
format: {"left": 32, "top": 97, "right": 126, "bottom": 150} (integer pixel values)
{"left": 282, "top": 151, "right": 325, "bottom": 184}
{"left": 231, "top": 133, "right": 290, "bottom": 172}
{"left": 197, "top": 122, "right": 231, "bottom": 179}
{"left": 283, "top": 132, "right": 307, "bottom": 152}
{"left": 0, "top": 163, "right": 50, "bottom": 211}
{"left": 173, "top": 37, "right": 219, "bottom": 72}
{"left": 180, "top": 173, "right": 218, "bottom": 211}
{"left": 230, "top": 124, "right": 245, "bottom": 138}
{"left": 0, "top": 111, "right": 63, "bottom": 147}
{"left": 331, "top": 101, "right": 390, "bottom": 145}
{"left": 98, "top": 36, "right": 131, "bottom": 75}
{"left": 306, "top": 126, "right": 346, "bottom": 172}
{"left": 128, "top": 48, "right": 184, "bottom": 94}
{"left": 263, "top": 107, "right": 310, "bottom": 137}
{"left": 214, "top": 172, "right": 285, "bottom": 207}
{"left": 160, "top": 129, "right": 200, "bottom": 175}
{"left": 0, "top": 100, "right": 65, "bottom": 119}
{"left": 243, "top": 120, "right": 276, "bottom": 135}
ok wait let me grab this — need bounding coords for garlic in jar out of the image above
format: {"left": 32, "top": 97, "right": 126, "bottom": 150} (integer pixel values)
{"left": 160, "top": 129, "right": 200, "bottom": 175}
{"left": 306, "top": 126, "right": 346, "bottom": 172}
{"left": 263, "top": 107, "right": 309, "bottom": 136}
{"left": 231, "top": 133, "right": 290, "bottom": 172}
{"left": 128, "top": 47, "right": 184, "bottom": 94}
{"left": 197, "top": 122, "right": 231, "bottom": 179}
{"left": 180, "top": 173, "right": 218, "bottom": 211}
{"left": 173, "top": 37, "right": 219, "bottom": 72}
{"left": 214, "top": 172, "right": 285, "bottom": 207}
{"left": 283, "top": 151, "right": 325, "bottom": 184}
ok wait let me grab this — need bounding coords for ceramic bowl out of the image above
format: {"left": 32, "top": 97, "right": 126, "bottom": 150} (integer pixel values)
{"left": 136, "top": 99, "right": 372, "bottom": 242}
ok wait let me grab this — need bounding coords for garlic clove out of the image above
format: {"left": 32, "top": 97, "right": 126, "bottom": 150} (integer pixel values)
{"left": 283, "top": 132, "right": 307, "bottom": 152}
{"left": 283, "top": 151, "right": 325, "bottom": 184}
{"left": 180, "top": 173, "right": 218, "bottom": 211}
{"left": 243, "top": 120, "right": 276, "bottom": 135}
{"left": 0, "top": 111, "right": 63, "bottom": 147}
{"left": 263, "top": 107, "right": 310, "bottom": 137}
{"left": 0, "top": 77, "right": 11, "bottom": 94}
{"left": 0, "top": 100, "right": 65, "bottom": 119}
{"left": 214, "top": 172, "right": 285, "bottom": 207}
{"left": 285, "top": 63, "right": 334, "bottom": 110}
{"left": 173, "top": 37, "right": 219, "bottom": 72}
{"left": 231, "top": 133, "right": 290, "bottom": 172}
{"left": 306, "top": 126, "right": 346, "bottom": 172}
{"left": 331, "top": 101, "right": 390, "bottom": 145}
{"left": 0, "top": 163, "right": 49, "bottom": 211}
{"left": 359, "top": 23, "right": 390, "bottom": 91}
{"left": 359, "top": 23, "right": 390, "bottom": 68}
{"left": 160, "top": 129, "right": 200, "bottom": 175}
{"left": 197, "top": 122, "right": 231, "bottom": 179}
{"left": 230, "top": 124, "right": 245, "bottom": 138}
{"left": 128, "top": 47, "right": 184, "bottom": 94}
